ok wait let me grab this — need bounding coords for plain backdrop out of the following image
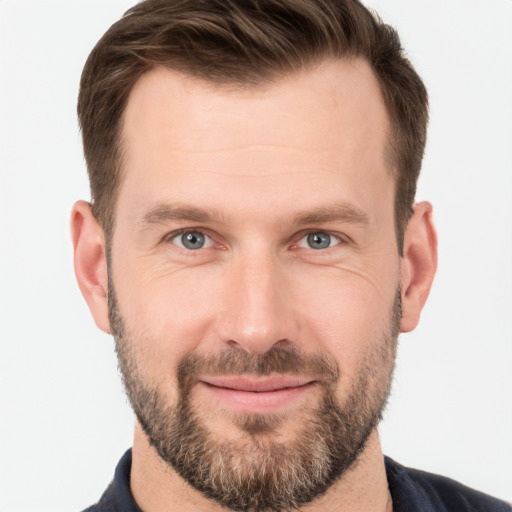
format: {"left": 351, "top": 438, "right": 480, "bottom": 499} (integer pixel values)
{"left": 0, "top": 1, "right": 511, "bottom": 511}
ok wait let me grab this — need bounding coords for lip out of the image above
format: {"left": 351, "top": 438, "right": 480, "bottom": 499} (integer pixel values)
{"left": 199, "top": 376, "right": 317, "bottom": 413}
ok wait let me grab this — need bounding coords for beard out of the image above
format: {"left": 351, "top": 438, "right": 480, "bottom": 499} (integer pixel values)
{"left": 109, "top": 283, "right": 400, "bottom": 512}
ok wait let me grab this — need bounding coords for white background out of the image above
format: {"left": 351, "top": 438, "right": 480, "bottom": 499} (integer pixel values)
{"left": 0, "top": 1, "right": 511, "bottom": 511}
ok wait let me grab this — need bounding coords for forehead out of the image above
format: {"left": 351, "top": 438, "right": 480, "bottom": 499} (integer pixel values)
{"left": 118, "top": 59, "right": 393, "bottom": 222}
{"left": 122, "top": 58, "right": 390, "bottom": 161}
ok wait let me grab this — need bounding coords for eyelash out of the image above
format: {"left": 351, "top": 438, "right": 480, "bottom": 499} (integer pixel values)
{"left": 294, "top": 231, "right": 345, "bottom": 250}
{"left": 163, "top": 229, "right": 217, "bottom": 251}
{"left": 163, "top": 228, "right": 349, "bottom": 253}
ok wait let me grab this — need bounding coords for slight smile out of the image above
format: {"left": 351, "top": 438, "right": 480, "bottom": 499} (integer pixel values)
{"left": 199, "top": 376, "right": 318, "bottom": 413}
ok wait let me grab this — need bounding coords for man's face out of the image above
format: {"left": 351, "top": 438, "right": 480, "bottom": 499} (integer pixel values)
{"left": 109, "top": 59, "right": 402, "bottom": 510}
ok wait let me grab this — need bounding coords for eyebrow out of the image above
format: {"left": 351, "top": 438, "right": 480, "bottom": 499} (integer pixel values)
{"left": 139, "top": 202, "right": 370, "bottom": 227}
{"left": 140, "top": 204, "right": 221, "bottom": 225}
{"left": 293, "top": 204, "right": 370, "bottom": 226}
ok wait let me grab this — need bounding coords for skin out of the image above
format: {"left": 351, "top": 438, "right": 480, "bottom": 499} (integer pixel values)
{"left": 72, "top": 58, "right": 437, "bottom": 511}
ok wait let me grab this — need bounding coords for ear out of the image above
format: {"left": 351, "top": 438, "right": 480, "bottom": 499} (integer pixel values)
{"left": 71, "top": 200, "right": 110, "bottom": 334}
{"left": 400, "top": 201, "right": 438, "bottom": 333}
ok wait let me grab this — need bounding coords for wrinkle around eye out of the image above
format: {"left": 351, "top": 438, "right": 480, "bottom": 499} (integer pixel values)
{"left": 305, "top": 259, "right": 395, "bottom": 299}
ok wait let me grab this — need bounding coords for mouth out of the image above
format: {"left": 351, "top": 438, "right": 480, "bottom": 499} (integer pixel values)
{"left": 198, "top": 376, "right": 318, "bottom": 413}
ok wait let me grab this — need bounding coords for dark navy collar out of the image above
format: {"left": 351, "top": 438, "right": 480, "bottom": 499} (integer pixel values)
{"left": 84, "top": 449, "right": 511, "bottom": 512}
{"left": 82, "top": 449, "right": 142, "bottom": 512}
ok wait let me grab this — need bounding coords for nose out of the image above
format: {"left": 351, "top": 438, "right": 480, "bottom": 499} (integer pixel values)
{"left": 216, "top": 252, "right": 298, "bottom": 355}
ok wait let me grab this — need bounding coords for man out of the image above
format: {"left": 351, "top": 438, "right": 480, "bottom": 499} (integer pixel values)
{"left": 71, "top": 0, "right": 511, "bottom": 511}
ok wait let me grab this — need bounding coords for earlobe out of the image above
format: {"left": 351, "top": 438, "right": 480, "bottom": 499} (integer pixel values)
{"left": 400, "top": 201, "right": 438, "bottom": 333}
{"left": 71, "top": 200, "right": 111, "bottom": 334}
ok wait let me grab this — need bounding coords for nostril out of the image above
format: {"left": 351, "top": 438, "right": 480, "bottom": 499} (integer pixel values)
{"left": 227, "top": 339, "right": 241, "bottom": 349}
{"left": 226, "top": 338, "right": 291, "bottom": 353}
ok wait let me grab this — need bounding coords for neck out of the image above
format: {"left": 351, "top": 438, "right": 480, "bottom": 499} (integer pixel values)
{"left": 130, "top": 423, "right": 391, "bottom": 512}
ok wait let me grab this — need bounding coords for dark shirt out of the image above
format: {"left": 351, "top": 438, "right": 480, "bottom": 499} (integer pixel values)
{"left": 83, "top": 449, "right": 512, "bottom": 512}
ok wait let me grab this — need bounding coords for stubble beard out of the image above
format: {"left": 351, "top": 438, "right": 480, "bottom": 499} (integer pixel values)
{"left": 109, "top": 283, "right": 400, "bottom": 512}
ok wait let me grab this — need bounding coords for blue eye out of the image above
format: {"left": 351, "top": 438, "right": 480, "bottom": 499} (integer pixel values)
{"left": 172, "top": 231, "right": 212, "bottom": 250}
{"left": 307, "top": 233, "right": 331, "bottom": 249}
{"left": 297, "top": 232, "right": 341, "bottom": 250}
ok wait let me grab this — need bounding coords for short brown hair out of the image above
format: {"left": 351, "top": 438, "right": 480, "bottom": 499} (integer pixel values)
{"left": 78, "top": 0, "right": 428, "bottom": 249}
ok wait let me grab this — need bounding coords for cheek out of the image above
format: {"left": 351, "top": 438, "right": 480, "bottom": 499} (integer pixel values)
{"left": 292, "top": 262, "right": 399, "bottom": 375}
{"left": 113, "top": 258, "right": 224, "bottom": 359}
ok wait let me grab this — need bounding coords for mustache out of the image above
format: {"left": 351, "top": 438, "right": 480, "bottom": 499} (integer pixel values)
{"left": 176, "top": 345, "right": 340, "bottom": 391}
